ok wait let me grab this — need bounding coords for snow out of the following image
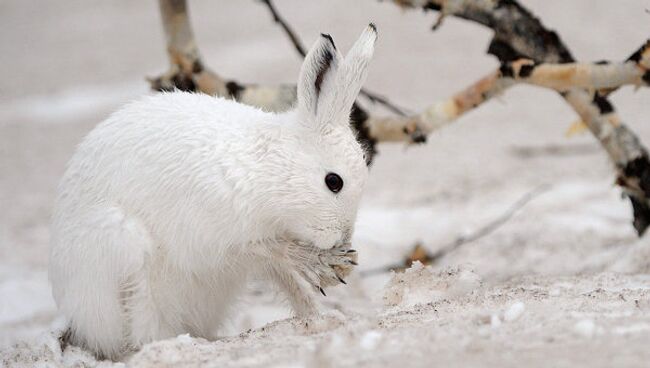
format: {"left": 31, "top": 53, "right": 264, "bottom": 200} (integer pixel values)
{"left": 382, "top": 262, "right": 482, "bottom": 308}
{"left": 612, "top": 323, "right": 650, "bottom": 336}
{"left": 573, "top": 319, "right": 597, "bottom": 339}
{"left": 359, "top": 330, "right": 383, "bottom": 350}
{"left": 2, "top": 0, "right": 650, "bottom": 367}
{"left": 0, "top": 271, "right": 55, "bottom": 325}
{"left": 503, "top": 301, "right": 525, "bottom": 322}
{"left": 490, "top": 314, "right": 502, "bottom": 329}
{"left": 0, "top": 83, "right": 147, "bottom": 126}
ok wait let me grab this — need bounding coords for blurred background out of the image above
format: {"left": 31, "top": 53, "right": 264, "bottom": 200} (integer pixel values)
{"left": 2, "top": 0, "right": 650, "bottom": 356}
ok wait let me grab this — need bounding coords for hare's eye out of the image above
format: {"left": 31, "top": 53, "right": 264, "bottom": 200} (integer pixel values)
{"left": 325, "top": 173, "right": 344, "bottom": 193}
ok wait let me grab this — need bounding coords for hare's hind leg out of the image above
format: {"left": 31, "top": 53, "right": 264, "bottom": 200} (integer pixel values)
{"left": 50, "top": 206, "right": 154, "bottom": 360}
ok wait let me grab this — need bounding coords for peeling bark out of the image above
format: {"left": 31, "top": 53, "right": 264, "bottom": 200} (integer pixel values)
{"left": 502, "top": 52, "right": 649, "bottom": 91}
{"left": 366, "top": 70, "right": 514, "bottom": 139}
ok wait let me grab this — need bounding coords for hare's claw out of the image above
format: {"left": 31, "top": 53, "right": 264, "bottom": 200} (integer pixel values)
{"left": 314, "top": 245, "right": 358, "bottom": 289}
{"left": 286, "top": 241, "right": 358, "bottom": 292}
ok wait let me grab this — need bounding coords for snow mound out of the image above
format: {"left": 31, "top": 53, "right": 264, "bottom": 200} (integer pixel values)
{"left": 383, "top": 262, "right": 482, "bottom": 308}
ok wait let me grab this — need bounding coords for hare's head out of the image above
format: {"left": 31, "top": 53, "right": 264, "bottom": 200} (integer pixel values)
{"left": 272, "top": 25, "right": 377, "bottom": 249}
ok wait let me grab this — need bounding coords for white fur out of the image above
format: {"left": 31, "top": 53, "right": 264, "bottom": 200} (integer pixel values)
{"left": 49, "top": 26, "right": 377, "bottom": 359}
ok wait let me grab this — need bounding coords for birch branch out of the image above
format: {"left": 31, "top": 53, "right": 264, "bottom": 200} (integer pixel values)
{"left": 366, "top": 48, "right": 650, "bottom": 144}
{"left": 385, "top": 0, "right": 650, "bottom": 236}
{"left": 362, "top": 39, "right": 650, "bottom": 143}
{"left": 501, "top": 51, "right": 650, "bottom": 91}
{"left": 151, "top": 0, "right": 301, "bottom": 109}
{"left": 363, "top": 70, "right": 514, "bottom": 140}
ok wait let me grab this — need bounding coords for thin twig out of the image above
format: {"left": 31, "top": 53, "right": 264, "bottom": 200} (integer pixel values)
{"left": 260, "top": 0, "right": 307, "bottom": 57}
{"left": 258, "top": 0, "right": 411, "bottom": 116}
{"left": 361, "top": 185, "right": 551, "bottom": 277}
{"left": 361, "top": 92, "right": 412, "bottom": 116}
{"left": 430, "top": 185, "right": 550, "bottom": 259}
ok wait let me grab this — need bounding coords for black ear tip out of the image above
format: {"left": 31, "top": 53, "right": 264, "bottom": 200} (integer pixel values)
{"left": 368, "top": 23, "right": 377, "bottom": 33}
{"left": 320, "top": 33, "right": 336, "bottom": 49}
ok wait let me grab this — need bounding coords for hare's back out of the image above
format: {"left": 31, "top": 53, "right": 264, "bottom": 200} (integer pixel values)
{"left": 78, "top": 92, "right": 268, "bottom": 162}
{"left": 103, "top": 92, "right": 268, "bottom": 141}
{"left": 59, "top": 92, "right": 269, "bottom": 210}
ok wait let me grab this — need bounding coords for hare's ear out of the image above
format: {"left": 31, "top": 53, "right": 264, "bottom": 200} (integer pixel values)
{"left": 297, "top": 26, "right": 377, "bottom": 128}
{"left": 338, "top": 24, "right": 377, "bottom": 119}
{"left": 297, "top": 33, "right": 342, "bottom": 119}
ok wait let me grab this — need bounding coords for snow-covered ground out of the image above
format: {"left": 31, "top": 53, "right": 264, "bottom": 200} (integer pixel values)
{"left": 2, "top": 0, "right": 650, "bottom": 366}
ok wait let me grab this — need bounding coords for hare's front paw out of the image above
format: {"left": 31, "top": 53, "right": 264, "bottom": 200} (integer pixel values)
{"left": 294, "top": 245, "right": 358, "bottom": 295}
{"left": 269, "top": 242, "right": 358, "bottom": 316}
{"left": 316, "top": 246, "right": 358, "bottom": 288}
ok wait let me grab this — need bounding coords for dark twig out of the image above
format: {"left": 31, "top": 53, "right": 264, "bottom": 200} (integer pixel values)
{"left": 259, "top": 0, "right": 411, "bottom": 116}
{"left": 259, "top": 0, "right": 307, "bottom": 57}
{"left": 361, "top": 185, "right": 550, "bottom": 277}
{"left": 360, "top": 92, "right": 412, "bottom": 116}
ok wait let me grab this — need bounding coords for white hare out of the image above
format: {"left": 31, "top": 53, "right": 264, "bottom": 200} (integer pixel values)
{"left": 49, "top": 25, "right": 376, "bottom": 360}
